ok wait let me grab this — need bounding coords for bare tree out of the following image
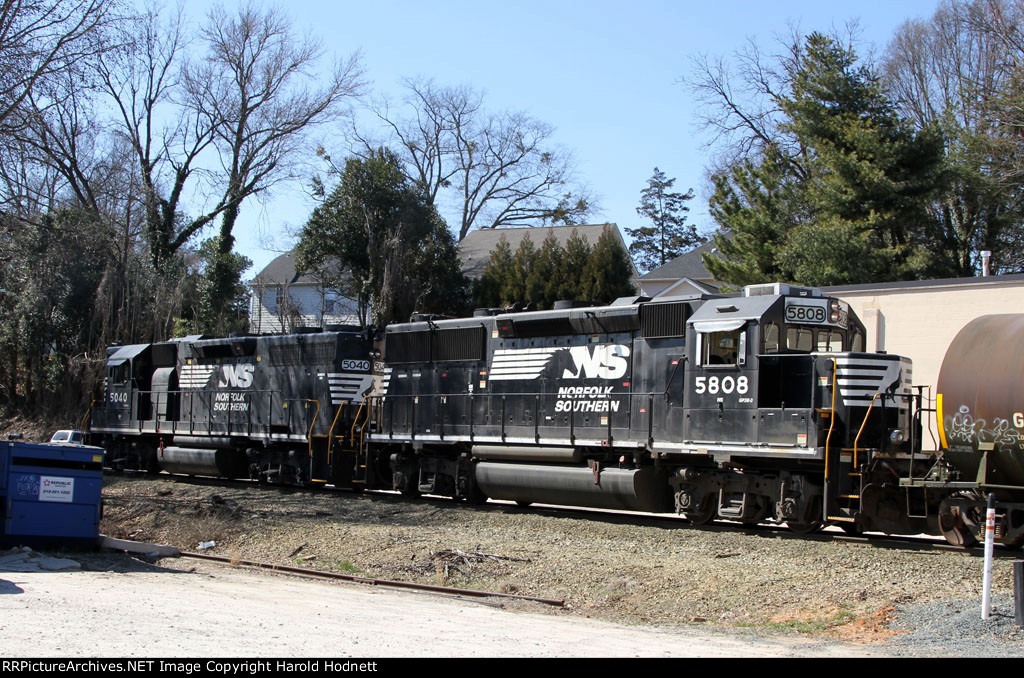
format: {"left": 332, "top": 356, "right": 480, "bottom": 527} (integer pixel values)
{"left": 0, "top": 0, "right": 114, "bottom": 133}
{"left": 883, "top": 0, "right": 1024, "bottom": 274}
{"left": 182, "top": 2, "right": 365, "bottom": 325}
{"left": 681, "top": 24, "right": 867, "bottom": 179}
{"left": 354, "top": 78, "right": 592, "bottom": 241}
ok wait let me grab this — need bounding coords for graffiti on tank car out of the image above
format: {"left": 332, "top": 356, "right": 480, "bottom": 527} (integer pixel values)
{"left": 946, "top": 405, "right": 1023, "bottom": 449}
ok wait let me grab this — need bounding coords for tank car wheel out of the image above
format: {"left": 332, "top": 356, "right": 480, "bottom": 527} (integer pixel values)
{"left": 938, "top": 497, "right": 979, "bottom": 548}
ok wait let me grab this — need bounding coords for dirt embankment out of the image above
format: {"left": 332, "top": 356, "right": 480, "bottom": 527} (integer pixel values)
{"left": 98, "top": 474, "right": 1017, "bottom": 645}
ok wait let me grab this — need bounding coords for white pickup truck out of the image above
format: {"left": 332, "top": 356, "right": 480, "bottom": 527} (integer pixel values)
{"left": 49, "top": 429, "right": 86, "bottom": 445}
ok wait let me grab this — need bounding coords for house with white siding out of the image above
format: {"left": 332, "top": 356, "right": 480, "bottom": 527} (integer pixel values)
{"left": 247, "top": 251, "right": 361, "bottom": 334}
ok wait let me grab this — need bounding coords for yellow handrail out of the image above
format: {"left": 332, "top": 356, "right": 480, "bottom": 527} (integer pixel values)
{"left": 349, "top": 400, "right": 367, "bottom": 447}
{"left": 852, "top": 392, "right": 882, "bottom": 467}
{"left": 304, "top": 399, "right": 320, "bottom": 458}
{"left": 326, "top": 402, "right": 348, "bottom": 466}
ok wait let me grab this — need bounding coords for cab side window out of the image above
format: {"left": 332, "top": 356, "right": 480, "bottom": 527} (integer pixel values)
{"left": 109, "top": 362, "right": 129, "bottom": 384}
{"left": 762, "top": 323, "right": 780, "bottom": 354}
{"left": 702, "top": 329, "right": 745, "bottom": 366}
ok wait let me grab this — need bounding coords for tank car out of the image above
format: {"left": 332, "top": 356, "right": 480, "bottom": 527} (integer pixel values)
{"left": 363, "top": 283, "right": 927, "bottom": 535}
{"left": 88, "top": 328, "right": 375, "bottom": 487}
{"left": 899, "top": 314, "right": 1024, "bottom": 547}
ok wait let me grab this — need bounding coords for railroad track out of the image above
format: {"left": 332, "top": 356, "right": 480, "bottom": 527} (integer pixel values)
{"left": 105, "top": 469, "right": 1020, "bottom": 558}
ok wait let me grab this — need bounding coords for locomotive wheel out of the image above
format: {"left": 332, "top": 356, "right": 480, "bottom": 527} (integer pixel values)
{"left": 938, "top": 497, "right": 979, "bottom": 548}
{"left": 786, "top": 520, "right": 823, "bottom": 534}
{"left": 682, "top": 500, "right": 716, "bottom": 525}
{"left": 838, "top": 521, "right": 862, "bottom": 536}
{"left": 515, "top": 500, "right": 533, "bottom": 508}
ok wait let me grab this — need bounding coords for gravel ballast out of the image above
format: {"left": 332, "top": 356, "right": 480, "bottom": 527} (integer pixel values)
{"left": 98, "top": 474, "right": 1024, "bottom": 656}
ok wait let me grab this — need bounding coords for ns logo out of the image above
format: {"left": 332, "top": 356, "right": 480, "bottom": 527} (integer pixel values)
{"left": 561, "top": 345, "right": 630, "bottom": 380}
{"left": 217, "top": 364, "right": 255, "bottom": 388}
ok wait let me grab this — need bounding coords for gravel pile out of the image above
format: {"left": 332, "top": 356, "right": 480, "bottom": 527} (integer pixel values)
{"left": 887, "top": 594, "right": 1024, "bottom": 657}
{"left": 98, "top": 474, "right": 1024, "bottom": 655}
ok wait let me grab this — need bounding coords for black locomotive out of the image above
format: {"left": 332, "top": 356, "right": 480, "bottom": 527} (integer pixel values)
{"left": 87, "top": 283, "right": 1022, "bottom": 546}
{"left": 90, "top": 328, "right": 376, "bottom": 487}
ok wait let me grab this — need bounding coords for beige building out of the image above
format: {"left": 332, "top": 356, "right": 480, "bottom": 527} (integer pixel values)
{"left": 824, "top": 274, "right": 1024, "bottom": 399}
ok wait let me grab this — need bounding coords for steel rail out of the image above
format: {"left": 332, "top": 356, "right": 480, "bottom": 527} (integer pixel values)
{"left": 179, "top": 550, "right": 565, "bottom": 607}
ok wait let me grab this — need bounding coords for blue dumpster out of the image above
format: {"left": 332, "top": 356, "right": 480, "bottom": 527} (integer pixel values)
{"left": 0, "top": 440, "right": 104, "bottom": 546}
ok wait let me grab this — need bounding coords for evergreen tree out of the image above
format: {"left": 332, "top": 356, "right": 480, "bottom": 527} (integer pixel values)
{"left": 296, "top": 148, "right": 468, "bottom": 327}
{"left": 558, "top": 229, "right": 593, "bottom": 302}
{"left": 473, "top": 237, "right": 514, "bottom": 308}
{"left": 705, "top": 149, "right": 800, "bottom": 286}
{"left": 580, "top": 227, "right": 637, "bottom": 303}
{"left": 705, "top": 33, "right": 946, "bottom": 287}
{"left": 505, "top": 236, "right": 539, "bottom": 306}
{"left": 627, "top": 168, "right": 702, "bottom": 273}
{"left": 473, "top": 227, "right": 634, "bottom": 308}
{"left": 527, "top": 233, "right": 567, "bottom": 309}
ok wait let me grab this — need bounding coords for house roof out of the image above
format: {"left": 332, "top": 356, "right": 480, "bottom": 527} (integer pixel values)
{"left": 252, "top": 223, "right": 637, "bottom": 287}
{"left": 250, "top": 251, "right": 343, "bottom": 287}
{"left": 639, "top": 236, "right": 724, "bottom": 282}
{"left": 458, "top": 223, "right": 635, "bottom": 279}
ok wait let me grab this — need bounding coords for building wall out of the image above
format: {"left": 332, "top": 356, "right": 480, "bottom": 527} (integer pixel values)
{"left": 248, "top": 284, "right": 360, "bottom": 334}
{"left": 833, "top": 278, "right": 1024, "bottom": 448}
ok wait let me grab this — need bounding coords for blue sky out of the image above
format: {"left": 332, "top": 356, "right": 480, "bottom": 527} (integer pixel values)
{"left": 185, "top": 0, "right": 944, "bottom": 277}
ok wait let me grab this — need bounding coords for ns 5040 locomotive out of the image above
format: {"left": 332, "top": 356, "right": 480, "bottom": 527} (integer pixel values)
{"left": 88, "top": 283, "right": 1021, "bottom": 546}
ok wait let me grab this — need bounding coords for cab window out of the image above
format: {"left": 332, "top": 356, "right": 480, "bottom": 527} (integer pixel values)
{"left": 702, "top": 329, "right": 745, "bottom": 366}
{"left": 850, "top": 329, "right": 864, "bottom": 352}
{"left": 109, "top": 361, "right": 129, "bottom": 384}
{"left": 816, "top": 330, "right": 844, "bottom": 352}
{"left": 786, "top": 327, "right": 814, "bottom": 352}
{"left": 762, "top": 322, "right": 780, "bottom": 354}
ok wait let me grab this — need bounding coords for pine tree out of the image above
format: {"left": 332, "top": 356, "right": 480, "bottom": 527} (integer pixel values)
{"left": 580, "top": 227, "right": 637, "bottom": 304}
{"left": 627, "top": 168, "right": 702, "bottom": 273}
{"left": 706, "top": 33, "right": 946, "bottom": 287}
{"left": 558, "top": 229, "right": 593, "bottom": 302}
{"left": 527, "top": 233, "right": 567, "bottom": 309}
{"left": 474, "top": 237, "right": 514, "bottom": 308}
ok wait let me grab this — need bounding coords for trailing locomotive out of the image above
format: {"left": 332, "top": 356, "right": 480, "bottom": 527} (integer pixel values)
{"left": 85, "top": 283, "right": 1024, "bottom": 546}
{"left": 89, "top": 327, "right": 376, "bottom": 487}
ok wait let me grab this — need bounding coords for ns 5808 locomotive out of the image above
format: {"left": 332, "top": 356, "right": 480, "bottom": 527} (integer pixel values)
{"left": 88, "top": 283, "right": 1021, "bottom": 546}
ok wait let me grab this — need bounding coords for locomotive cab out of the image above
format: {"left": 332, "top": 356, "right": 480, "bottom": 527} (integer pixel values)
{"left": 684, "top": 284, "right": 909, "bottom": 458}
{"left": 668, "top": 283, "right": 915, "bottom": 530}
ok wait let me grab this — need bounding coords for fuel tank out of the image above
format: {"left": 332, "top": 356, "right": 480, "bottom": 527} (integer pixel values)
{"left": 475, "top": 462, "right": 670, "bottom": 512}
{"left": 937, "top": 315, "right": 1024, "bottom": 487}
{"left": 158, "top": 446, "right": 249, "bottom": 478}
